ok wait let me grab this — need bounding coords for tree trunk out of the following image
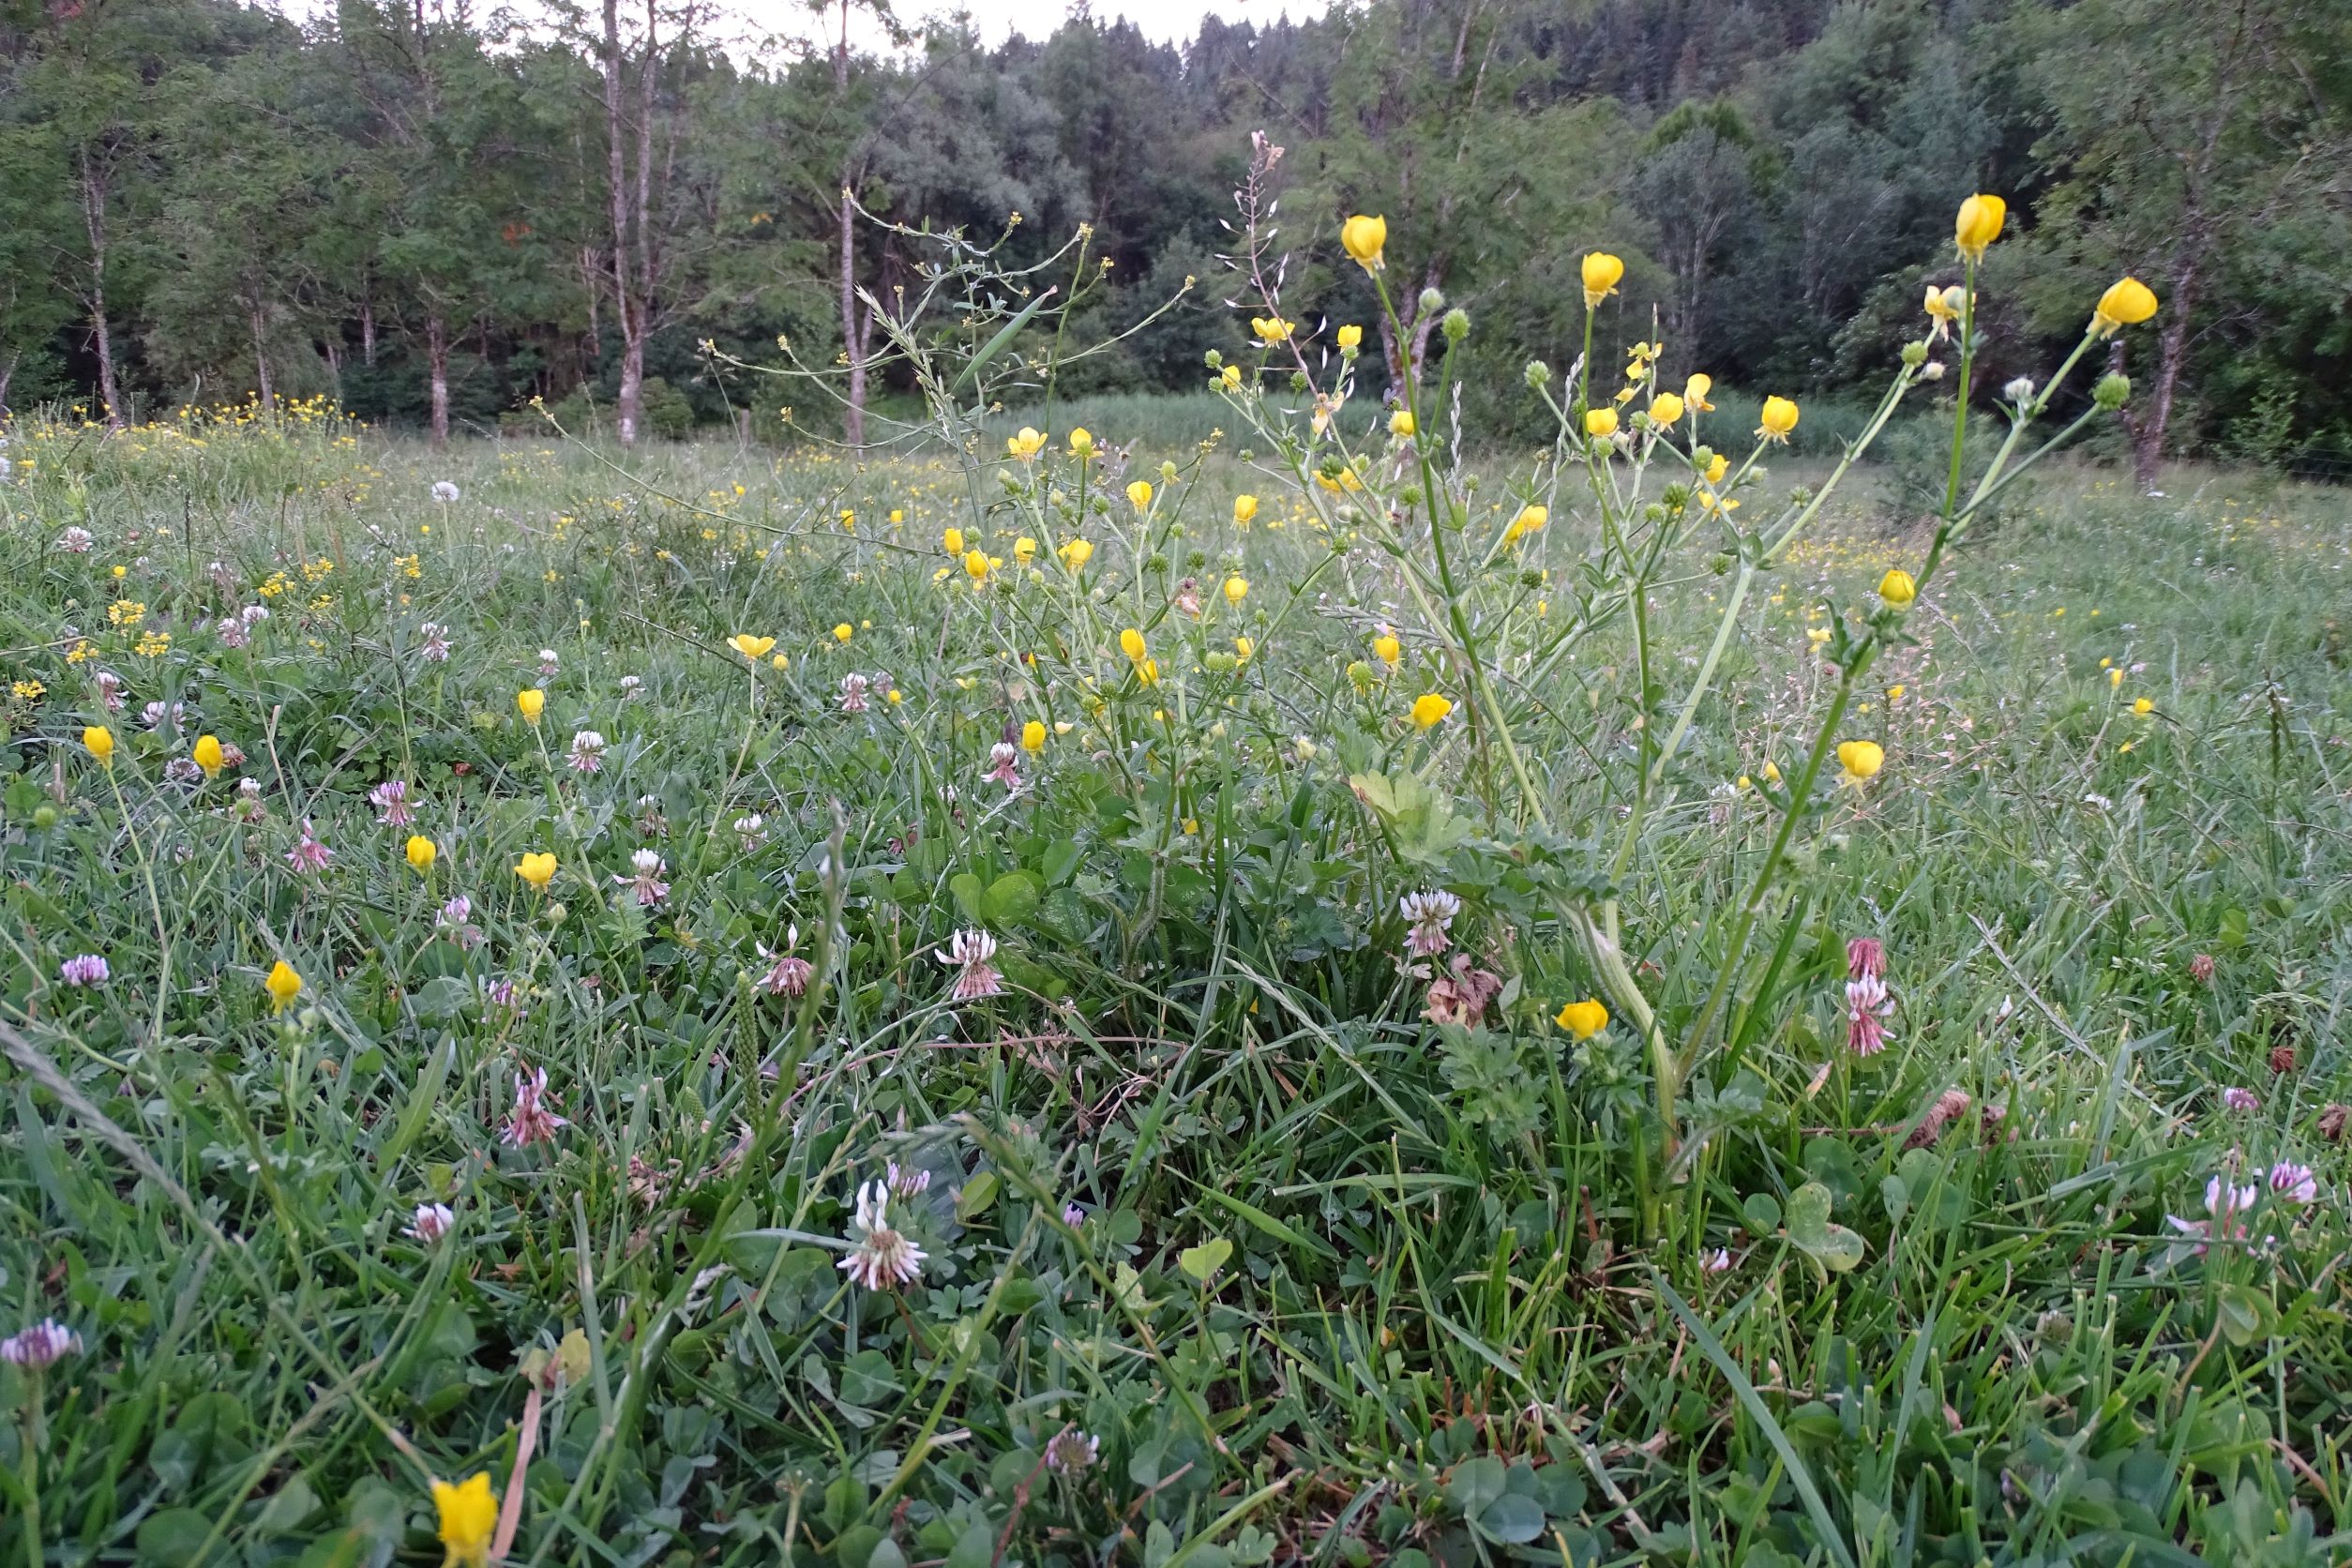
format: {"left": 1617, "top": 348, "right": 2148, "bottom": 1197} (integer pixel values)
{"left": 0, "top": 353, "right": 14, "bottom": 419}
{"left": 80, "top": 150, "right": 124, "bottom": 430}
{"left": 251, "top": 309, "right": 275, "bottom": 413}
{"left": 322, "top": 335, "right": 343, "bottom": 404}
{"left": 1377, "top": 261, "right": 1444, "bottom": 405}
{"left": 603, "top": 0, "right": 641, "bottom": 445}
{"left": 427, "top": 312, "right": 451, "bottom": 447}
{"left": 361, "top": 296, "right": 377, "bottom": 367}
{"left": 840, "top": 180, "right": 866, "bottom": 445}
{"left": 2132, "top": 258, "right": 2197, "bottom": 490}
{"left": 616, "top": 330, "right": 643, "bottom": 445}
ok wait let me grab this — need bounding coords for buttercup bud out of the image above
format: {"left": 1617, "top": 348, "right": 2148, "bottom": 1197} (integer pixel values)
{"left": 1900, "top": 340, "right": 1928, "bottom": 368}
{"left": 2004, "top": 377, "right": 2035, "bottom": 404}
{"left": 2093, "top": 372, "right": 2132, "bottom": 410}
{"left": 1441, "top": 308, "right": 1469, "bottom": 343}
{"left": 1417, "top": 287, "right": 1445, "bottom": 316}
{"left": 1524, "top": 359, "right": 1551, "bottom": 391}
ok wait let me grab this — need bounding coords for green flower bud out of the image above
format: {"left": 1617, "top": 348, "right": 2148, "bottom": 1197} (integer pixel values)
{"left": 1441, "top": 308, "right": 1470, "bottom": 343}
{"left": 1418, "top": 287, "right": 1445, "bottom": 315}
{"left": 1524, "top": 359, "right": 1551, "bottom": 391}
{"left": 2093, "top": 372, "right": 2132, "bottom": 411}
{"left": 1900, "top": 340, "right": 1929, "bottom": 368}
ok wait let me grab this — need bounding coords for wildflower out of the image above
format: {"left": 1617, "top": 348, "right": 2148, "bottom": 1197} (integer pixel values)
{"left": 942, "top": 527, "right": 965, "bottom": 555}
{"left": 1120, "top": 627, "right": 1148, "bottom": 664}
{"left": 1757, "top": 397, "right": 1800, "bottom": 444}
{"left": 615, "top": 847, "right": 669, "bottom": 906}
{"left": 1922, "top": 284, "right": 1962, "bottom": 340}
{"left": 1556, "top": 998, "right": 1608, "bottom": 1039}
{"left": 515, "top": 851, "right": 558, "bottom": 891}
{"left": 839, "top": 1180, "right": 927, "bottom": 1290}
{"left": 1580, "top": 251, "right": 1624, "bottom": 309}
{"left": 406, "top": 836, "right": 438, "bottom": 872}
{"left": 1845, "top": 972, "right": 1894, "bottom": 1056}
{"left": 1703, "top": 1248, "right": 1734, "bottom": 1274}
{"left": 759, "top": 926, "right": 814, "bottom": 996}
{"left": 2091, "top": 278, "right": 2159, "bottom": 338}
{"left": 1046, "top": 1428, "right": 1102, "bottom": 1475}
{"left": 1126, "top": 479, "right": 1153, "bottom": 511}
{"left": 218, "top": 616, "right": 250, "bottom": 649}
{"left": 2189, "top": 952, "right": 2215, "bottom": 984}
{"left": 1250, "top": 316, "right": 1293, "bottom": 345}
{"left": 833, "top": 623, "right": 853, "bottom": 642}
{"left": 838, "top": 672, "right": 871, "bottom": 713}
{"left": 437, "top": 897, "right": 483, "bottom": 948}
{"left": 234, "top": 777, "right": 266, "bottom": 822}
{"left": 501, "top": 1067, "right": 567, "bottom": 1147}
{"left": 95, "top": 671, "right": 126, "bottom": 711}
{"left": 1373, "top": 633, "right": 1401, "bottom": 667}
{"left": 192, "top": 733, "right": 225, "bottom": 778}
{"left": 264, "top": 959, "right": 303, "bottom": 1013}
{"left": 1, "top": 1320, "right": 80, "bottom": 1367}
{"left": 1005, "top": 427, "right": 1046, "bottom": 460}
{"left": 1835, "top": 740, "right": 1884, "bottom": 784}
{"left": 735, "top": 813, "right": 767, "bottom": 851}
{"left": 1340, "top": 213, "right": 1387, "bottom": 272}
{"left": 517, "top": 688, "right": 545, "bottom": 722}
{"left": 288, "top": 823, "right": 333, "bottom": 873}
{"left": 939, "top": 928, "right": 1003, "bottom": 1002}
{"left": 57, "top": 526, "right": 96, "bottom": 553}
{"left": 370, "top": 779, "right": 416, "bottom": 826}
{"left": 2004, "top": 376, "right": 2036, "bottom": 405}
{"left": 2269, "top": 1161, "right": 2317, "bottom": 1207}
{"left": 2222, "top": 1085, "right": 2259, "bottom": 1113}
{"left": 619, "top": 674, "right": 642, "bottom": 699}
{"left": 83, "top": 725, "right": 116, "bottom": 765}
{"left": 1015, "top": 535, "right": 1037, "bottom": 565}
{"left": 1063, "top": 1202, "right": 1086, "bottom": 1228}
{"left": 1585, "top": 407, "right": 1619, "bottom": 439}
{"left": 729, "top": 633, "right": 776, "bottom": 660}
{"left": 1233, "top": 636, "right": 1253, "bottom": 663}
{"left": 985, "top": 742, "right": 1022, "bottom": 791}
{"left": 1223, "top": 575, "right": 1249, "bottom": 607}
{"left": 1410, "top": 693, "right": 1454, "bottom": 730}
{"left": 1060, "top": 537, "right": 1094, "bottom": 570}
{"left": 1878, "top": 569, "right": 1917, "bottom": 608}
{"left": 2166, "top": 1175, "right": 2257, "bottom": 1255}
{"left": 406, "top": 1202, "right": 455, "bottom": 1243}
{"left": 430, "top": 480, "right": 462, "bottom": 504}
{"left": 1504, "top": 505, "right": 1547, "bottom": 545}
{"left": 1397, "top": 890, "right": 1461, "bottom": 957}
{"left": 60, "top": 954, "right": 110, "bottom": 987}
{"left": 1847, "top": 938, "right": 1886, "bottom": 979}
{"left": 1229, "top": 493, "right": 1260, "bottom": 529}
{"left": 1068, "top": 428, "right": 1094, "bottom": 457}
{"left": 1683, "top": 373, "right": 1715, "bottom": 412}
{"left": 1648, "top": 392, "right": 1684, "bottom": 428}
{"left": 567, "top": 730, "right": 606, "bottom": 773}
{"left": 420, "top": 622, "right": 452, "bottom": 661}
{"left": 1425, "top": 954, "right": 1503, "bottom": 1026}
{"left": 1953, "top": 194, "right": 2005, "bottom": 263}
{"left": 241, "top": 604, "right": 269, "bottom": 627}
{"left": 1390, "top": 409, "right": 1415, "bottom": 437}
{"left": 963, "top": 549, "right": 991, "bottom": 582}
{"left": 1021, "top": 720, "right": 1047, "bottom": 753}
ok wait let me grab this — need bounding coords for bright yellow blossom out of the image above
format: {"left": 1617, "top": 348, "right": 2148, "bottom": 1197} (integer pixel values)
{"left": 1020, "top": 719, "right": 1047, "bottom": 753}
{"left": 1059, "top": 537, "right": 1093, "bottom": 570}
{"left": 1005, "top": 427, "right": 1046, "bottom": 460}
{"left": 1836, "top": 740, "right": 1885, "bottom": 783}
{"left": 1232, "top": 494, "right": 1259, "bottom": 526}
{"left": 1648, "top": 392, "right": 1683, "bottom": 428}
{"left": 964, "top": 550, "right": 991, "bottom": 581}
{"left": 1250, "top": 316, "right": 1293, "bottom": 345}
{"left": 1586, "top": 407, "right": 1619, "bottom": 439}
{"left": 1877, "top": 569, "right": 1917, "bottom": 608}
{"left": 192, "top": 733, "right": 225, "bottom": 778}
{"left": 2091, "top": 278, "right": 2159, "bottom": 337}
{"left": 432, "top": 1474, "right": 498, "bottom": 1568}
{"left": 942, "top": 527, "right": 965, "bottom": 555}
{"left": 83, "top": 726, "right": 116, "bottom": 765}
{"left": 1410, "top": 693, "right": 1454, "bottom": 730}
{"left": 406, "top": 836, "right": 438, "bottom": 872}
{"left": 1683, "top": 373, "right": 1714, "bottom": 412}
{"left": 1581, "top": 251, "right": 1624, "bottom": 309}
{"left": 1340, "top": 214, "right": 1387, "bottom": 272}
{"left": 1757, "top": 397, "right": 1800, "bottom": 443}
{"left": 1705, "top": 452, "right": 1730, "bottom": 485}
{"left": 1119, "top": 627, "right": 1148, "bottom": 663}
{"left": 1373, "top": 633, "right": 1401, "bottom": 667}
{"left": 517, "top": 688, "right": 545, "bottom": 722}
{"left": 833, "top": 624, "right": 853, "bottom": 642}
{"left": 515, "top": 852, "right": 557, "bottom": 890}
{"left": 1068, "top": 428, "right": 1094, "bottom": 456}
{"left": 1223, "top": 575, "right": 1248, "bottom": 606}
{"left": 1504, "top": 505, "right": 1547, "bottom": 545}
{"left": 1390, "top": 408, "right": 1415, "bottom": 437}
{"left": 264, "top": 960, "right": 303, "bottom": 1014}
{"left": 1953, "top": 194, "right": 2005, "bottom": 263}
{"left": 1556, "top": 999, "right": 1608, "bottom": 1039}
{"left": 1336, "top": 324, "right": 1363, "bottom": 353}
{"left": 1126, "top": 479, "right": 1153, "bottom": 511}
{"left": 728, "top": 634, "right": 776, "bottom": 660}
{"left": 2133, "top": 697, "right": 2153, "bottom": 716}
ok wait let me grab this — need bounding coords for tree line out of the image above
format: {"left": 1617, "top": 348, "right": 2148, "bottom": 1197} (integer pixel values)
{"left": 2, "top": 0, "right": 2346, "bottom": 475}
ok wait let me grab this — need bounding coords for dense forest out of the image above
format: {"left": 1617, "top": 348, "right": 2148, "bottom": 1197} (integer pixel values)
{"left": 2, "top": 0, "right": 2347, "bottom": 474}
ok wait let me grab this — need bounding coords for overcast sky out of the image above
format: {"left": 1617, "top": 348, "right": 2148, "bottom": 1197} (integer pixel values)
{"left": 725, "top": 0, "right": 1333, "bottom": 54}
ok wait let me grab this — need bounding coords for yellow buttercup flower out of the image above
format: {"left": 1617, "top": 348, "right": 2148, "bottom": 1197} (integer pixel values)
{"left": 1923, "top": 284, "right": 1960, "bottom": 339}
{"left": 1373, "top": 633, "right": 1401, "bottom": 667}
{"left": 1953, "top": 193, "right": 2005, "bottom": 263}
{"left": 2091, "top": 277, "right": 2159, "bottom": 337}
{"left": 833, "top": 624, "right": 853, "bottom": 642}
{"left": 83, "top": 725, "right": 116, "bottom": 764}
{"left": 1410, "top": 693, "right": 1454, "bottom": 730}
{"left": 1877, "top": 569, "right": 1917, "bottom": 608}
{"left": 517, "top": 688, "right": 545, "bottom": 722}
{"left": 1335, "top": 324, "right": 1363, "bottom": 353}
{"left": 1555, "top": 999, "right": 1608, "bottom": 1039}
{"left": 1389, "top": 408, "right": 1415, "bottom": 437}
{"left": 515, "top": 852, "right": 557, "bottom": 890}
{"left": 406, "top": 836, "right": 438, "bottom": 872}
{"left": 772, "top": 654, "right": 789, "bottom": 671}
{"left": 1005, "top": 427, "right": 1046, "bottom": 460}
{"left": 1648, "top": 392, "right": 1683, "bottom": 429}
{"left": 1233, "top": 636, "right": 1253, "bottom": 663}
{"left": 1127, "top": 480, "right": 1153, "bottom": 512}
{"left": 1683, "top": 373, "right": 1714, "bottom": 412}
{"left": 192, "top": 733, "right": 225, "bottom": 778}
{"left": 1068, "top": 428, "right": 1094, "bottom": 456}
{"left": 1585, "top": 407, "right": 1619, "bottom": 439}
{"left": 942, "top": 527, "right": 965, "bottom": 555}
{"left": 1757, "top": 397, "right": 1800, "bottom": 443}
{"left": 1119, "top": 628, "right": 1148, "bottom": 664}
{"left": 1223, "top": 575, "right": 1248, "bottom": 606}
{"left": 1580, "top": 251, "right": 1624, "bottom": 309}
{"left": 728, "top": 634, "right": 776, "bottom": 660}
{"left": 1836, "top": 740, "right": 1885, "bottom": 783}
{"left": 2133, "top": 697, "right": 2153, "bottom": 716}
{"left": 1340, "top": 213, "right": 1387, "bottom": 272}
{"left": 1250, "top": 316, "right": 1293, "bottom": 345}
{"left": 1232, "top": 494, "right": 1259, "bottom": 526}
{"left": 432, "top": 1473, "right": 498, "bottom": 1568}
{"left": 1014, "top": 535, "right": 1037, "bottom": 565}
{"left": 1059, "top": 537, "right": 1093, "bottom": 570}
{"left": 1705, "top": 452, "right": 1730, "bottom": 485}
{"left": 963, "top": 549, "right": 991, "bottom": 582}
{"left": 1136, "top": 657, "right": 1160, "bottom": 686}
{"left": 264, "top": 960, "right": 303, "bottom": 1014}
{"left": 1504, "top": 505, "right": 1547, "bottom": 545}
{"left": 1020, "top": 719, "right": 1047, "bottom": 753}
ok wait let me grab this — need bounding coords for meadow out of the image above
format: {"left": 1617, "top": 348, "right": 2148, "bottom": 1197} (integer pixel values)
{"left": 3, "top": 213, "right": 2351, "bottom": 1568}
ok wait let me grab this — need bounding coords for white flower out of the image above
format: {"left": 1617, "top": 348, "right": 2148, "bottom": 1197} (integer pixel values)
{"left": 59, "top": 954, "right": 110, "bottom": 987}
{"left": 568, "top": 730, "right": 606, "bottom": 773}
{"left": 501, "top": 1067, "right": 566, "bottom": 1147}
{"left": 1397, "top": 890, "right": 1460, "bottom": 957}
{"left": 0, "top": 1319, "right": 81, "bottom": 1367}
{"left": 984, "top": 741, "right": 1022, "bottom": 790}
{"left": 430, "top": 480, "right": 461, "bottom": 504}
{"left": 2269, "top": 1161, "right": 2317, "bottom": 1208}
{"left": 938, "top": 928, "right": 1003, "bottom": 1002}
{"left": 2221, "top": 1086, "right": 2259, "bottom": 1113}
{"left": 615, "top": 847, "right": 669, "bottom": 906}
{"left": 838, "top": 1180, "right": 927, "bottom": 1290}
{"left": 1045, "top": 1428, "right": 1100, "bottom": 1474}
{"left": 619, "top": 675, "right": 643, "bottom": 699}
{"left": 405, "top": 1202, "right": 455, "bottom": 1243}
{"left": 56, "top": 526, "right": 96, "bottom": 553}
{"left": 419, "top": 622, "right": 452, "bottom": 662}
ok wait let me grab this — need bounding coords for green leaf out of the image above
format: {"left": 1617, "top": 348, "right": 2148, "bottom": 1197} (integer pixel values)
{"left": 1041, "top": 838, "right": 1082, "bottom": 886}
{"left": 1784, "top": 1182, "right": 1865, "bottom": 1274}
{"left": 948, "top": 872, "right": 987, "bottom": 923}
{"left": 981, "top": 871, "right": 1041, "bottom": 926}
{"left": 134, "top": 1509, "right": 216, "bottom": 1567}
{"left": 1177, "top": 1237, "right": 1232, "bottom": 1282}
{"left": 954, "top": 1171, "right": 999, "bottom": 1222}
{"left": 1445, "top": 1455, "right": 1507, "bottom": 1515}
{"left": 1741, "top": 1192, "right": 1782, "bottom": 1234}
{"left": 1478, "top": 1493, "right": 1548, "bottom": 1545}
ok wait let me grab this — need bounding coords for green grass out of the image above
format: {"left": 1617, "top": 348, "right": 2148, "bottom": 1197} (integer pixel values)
{"left": 1, "top": 400, "right": 2348, "bottom": 1568}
